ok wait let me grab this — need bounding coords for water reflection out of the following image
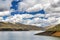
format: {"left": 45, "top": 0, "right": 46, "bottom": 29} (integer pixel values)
{"left": 0, "top": 31, "right": 60, "bottom": 40}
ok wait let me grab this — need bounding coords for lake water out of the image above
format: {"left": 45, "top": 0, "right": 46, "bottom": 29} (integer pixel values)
{"left": 0, "top": 31, "right": 60, "bottom": 40}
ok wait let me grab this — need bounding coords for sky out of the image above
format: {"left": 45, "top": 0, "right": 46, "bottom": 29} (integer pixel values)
{"left": 0, "top": 0, "right": 60, "bottom": 27}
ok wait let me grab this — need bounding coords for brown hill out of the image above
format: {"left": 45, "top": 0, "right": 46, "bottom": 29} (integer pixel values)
{"left": 35, "top": 31, "right": 60, "bottom": 37}
{"left": 47, "top": 24, "right": 60, "bottom": 31}
{"left": 52, "top": 32, "right": 60, "bottom": 37}
{"left": 0, "top": 22, "right": 41, "bottom": 31}
{"left": 35, "top": 24, "right": 60, "bottom": 37}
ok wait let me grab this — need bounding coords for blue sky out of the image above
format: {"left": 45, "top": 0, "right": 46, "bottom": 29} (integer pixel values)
{"left": 10, "top": 0, "right": 45, "bottom": 15}
{"left": 0, "top": 0, "right": 60, "bottom": 27}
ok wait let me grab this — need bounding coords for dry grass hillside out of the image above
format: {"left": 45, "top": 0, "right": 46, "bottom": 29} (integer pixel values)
{"left": 0, "top": 22, "right": 41, "bottom": 31}
{"left": 35, "top": 24, "right": 60, "bottom": 37}
{"left": 47, "top": 24, "right": 60, "bottom": 31}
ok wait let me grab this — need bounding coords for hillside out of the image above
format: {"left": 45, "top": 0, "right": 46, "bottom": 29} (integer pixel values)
{"left": 35, "top": 24, "right": 60, "bottom": 37}
{"left": 47, "top": 24, "right": 60, "bottom": 31}
{"left": 0, "top": 22, "right": 41, "bottom": 31}
{"left": 35, "top": 31, "right": 60, "bottom": 37}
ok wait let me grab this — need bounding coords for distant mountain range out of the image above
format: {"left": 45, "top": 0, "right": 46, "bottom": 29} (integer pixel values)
{"left": 35, "top": 24, "right": 60, "bottom": 37}
{"left": 0, "top": 22, "right": 42, "bottom": 31}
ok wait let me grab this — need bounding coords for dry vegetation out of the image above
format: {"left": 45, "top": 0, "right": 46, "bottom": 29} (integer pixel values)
{"left": 35, "top": 24, "right": 60, "bottom": 37}
{"left": 0, "top": 22, "right": 41, "bottom": 31}
{"left": 47, "top": 24, "right": 60, "bottom": 31}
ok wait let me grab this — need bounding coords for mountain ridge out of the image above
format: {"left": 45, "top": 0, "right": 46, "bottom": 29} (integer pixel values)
{"left": 0, "top": 22, "right": 41, "bottom": 31}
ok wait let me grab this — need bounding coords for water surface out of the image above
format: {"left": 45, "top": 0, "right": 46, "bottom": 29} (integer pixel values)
{"left": 0, "top": 31, "right": 60, "bottom": 40}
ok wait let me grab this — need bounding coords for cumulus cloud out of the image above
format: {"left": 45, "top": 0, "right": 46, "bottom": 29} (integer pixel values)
{"left": 0, "top": 11, "right": 10, "bottom": 16}
{"left": 26, "top": 4, "right": 43, "bottom": 12}
{"left": 45, "top": 0, "right": 60, "bottom": 18}
{"left": 0, "top": 0, "right": 13, "bottom": 21}
{"left": 18, "top": 2, "right": 29, "bottom": 12}
{"left": 3, "top": 13, "right": 58, "bottom": 27}
{"left": 0, "top": 0, "right": 60, "bottom": 27}
{"left": 0, "top": 0, "right": 13, "bottom": 22}
{"left": 19, "top": 0, "right": 58, "bottom": 12}
{"left": 34, "top": 14, "right": 44, "bottom": 18}
{"left": 0, "top": 17, "right": 4, "bottom": 22}
{"left": 4, "top": 14, "right": 34, "bottom": 23}
{"left": 18, "top": 0, "right": 53, "bottom": 12}
{"left": 0, "top": 0, "right": 13, "bottom": 11}
{"left": 0, "top": 0, "right": 13, "bottom": 18}
{"left": 8, "top": 0, "right": 60, "bottom": 27}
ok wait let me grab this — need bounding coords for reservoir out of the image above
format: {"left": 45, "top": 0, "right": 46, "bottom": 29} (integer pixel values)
{"left": 0, "top": 31, "right": 60, "bottom": 40}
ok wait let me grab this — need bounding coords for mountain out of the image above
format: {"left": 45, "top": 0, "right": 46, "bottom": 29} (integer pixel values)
{"left": 35, "top": 24, "right": 60, "bottom": 37}
{"left": 0, "top": 22, "right": 41, "bottom": 31}
{"left": 47, "top": 24, "right": 60, "bottom": 31}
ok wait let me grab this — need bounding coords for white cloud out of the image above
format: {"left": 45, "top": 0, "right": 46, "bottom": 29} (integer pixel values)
{"left": 34, "top": 14, "right": 44, "bottom": 18}
{"left": 20, "top": 14, "right": 34, "bottom": 18}
{"left": 0, "top": 0, "right": 13, "bottom": 16}
{"left": 0, "top": 17, "right": 4, "bottom": 22}
{"left": 26, "top": 4, "right": 43, "bottom": 12}
{"left": 18, "top": 0, "right": 53, "bottom": 12}
{"left": 4, "top": 14, "right": 34, "bottom": 23}
{"left": 53, "top": 0, "right": 59, "bottom": 4}
{"left": 57, "top": 17, "right": 60, "bottom": 24}
{"left": 18, "top": 0, "right": 59, "bottom": 13}
{"left": 0, "top": 0, "right": 13, "bottom": 22}
{"left": 2, "top": 12, "right": 60, "bottom": 27}
{"left": 0, "top": 0, "right": 60, "bottom": 27}
{"left": 18, "top": 2, "right": 29, "bottom": 12}
{"left": 3, "top": 13, "right": 57, "bottom": 27}
{"left": 0, "top": 0, "right": 13, "bottom": 11}
{"left": 8, "top": 0, "right": 60, "bottom": 27}
{"left": 0, "top": 11, "right": 10, "bottom": 16}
